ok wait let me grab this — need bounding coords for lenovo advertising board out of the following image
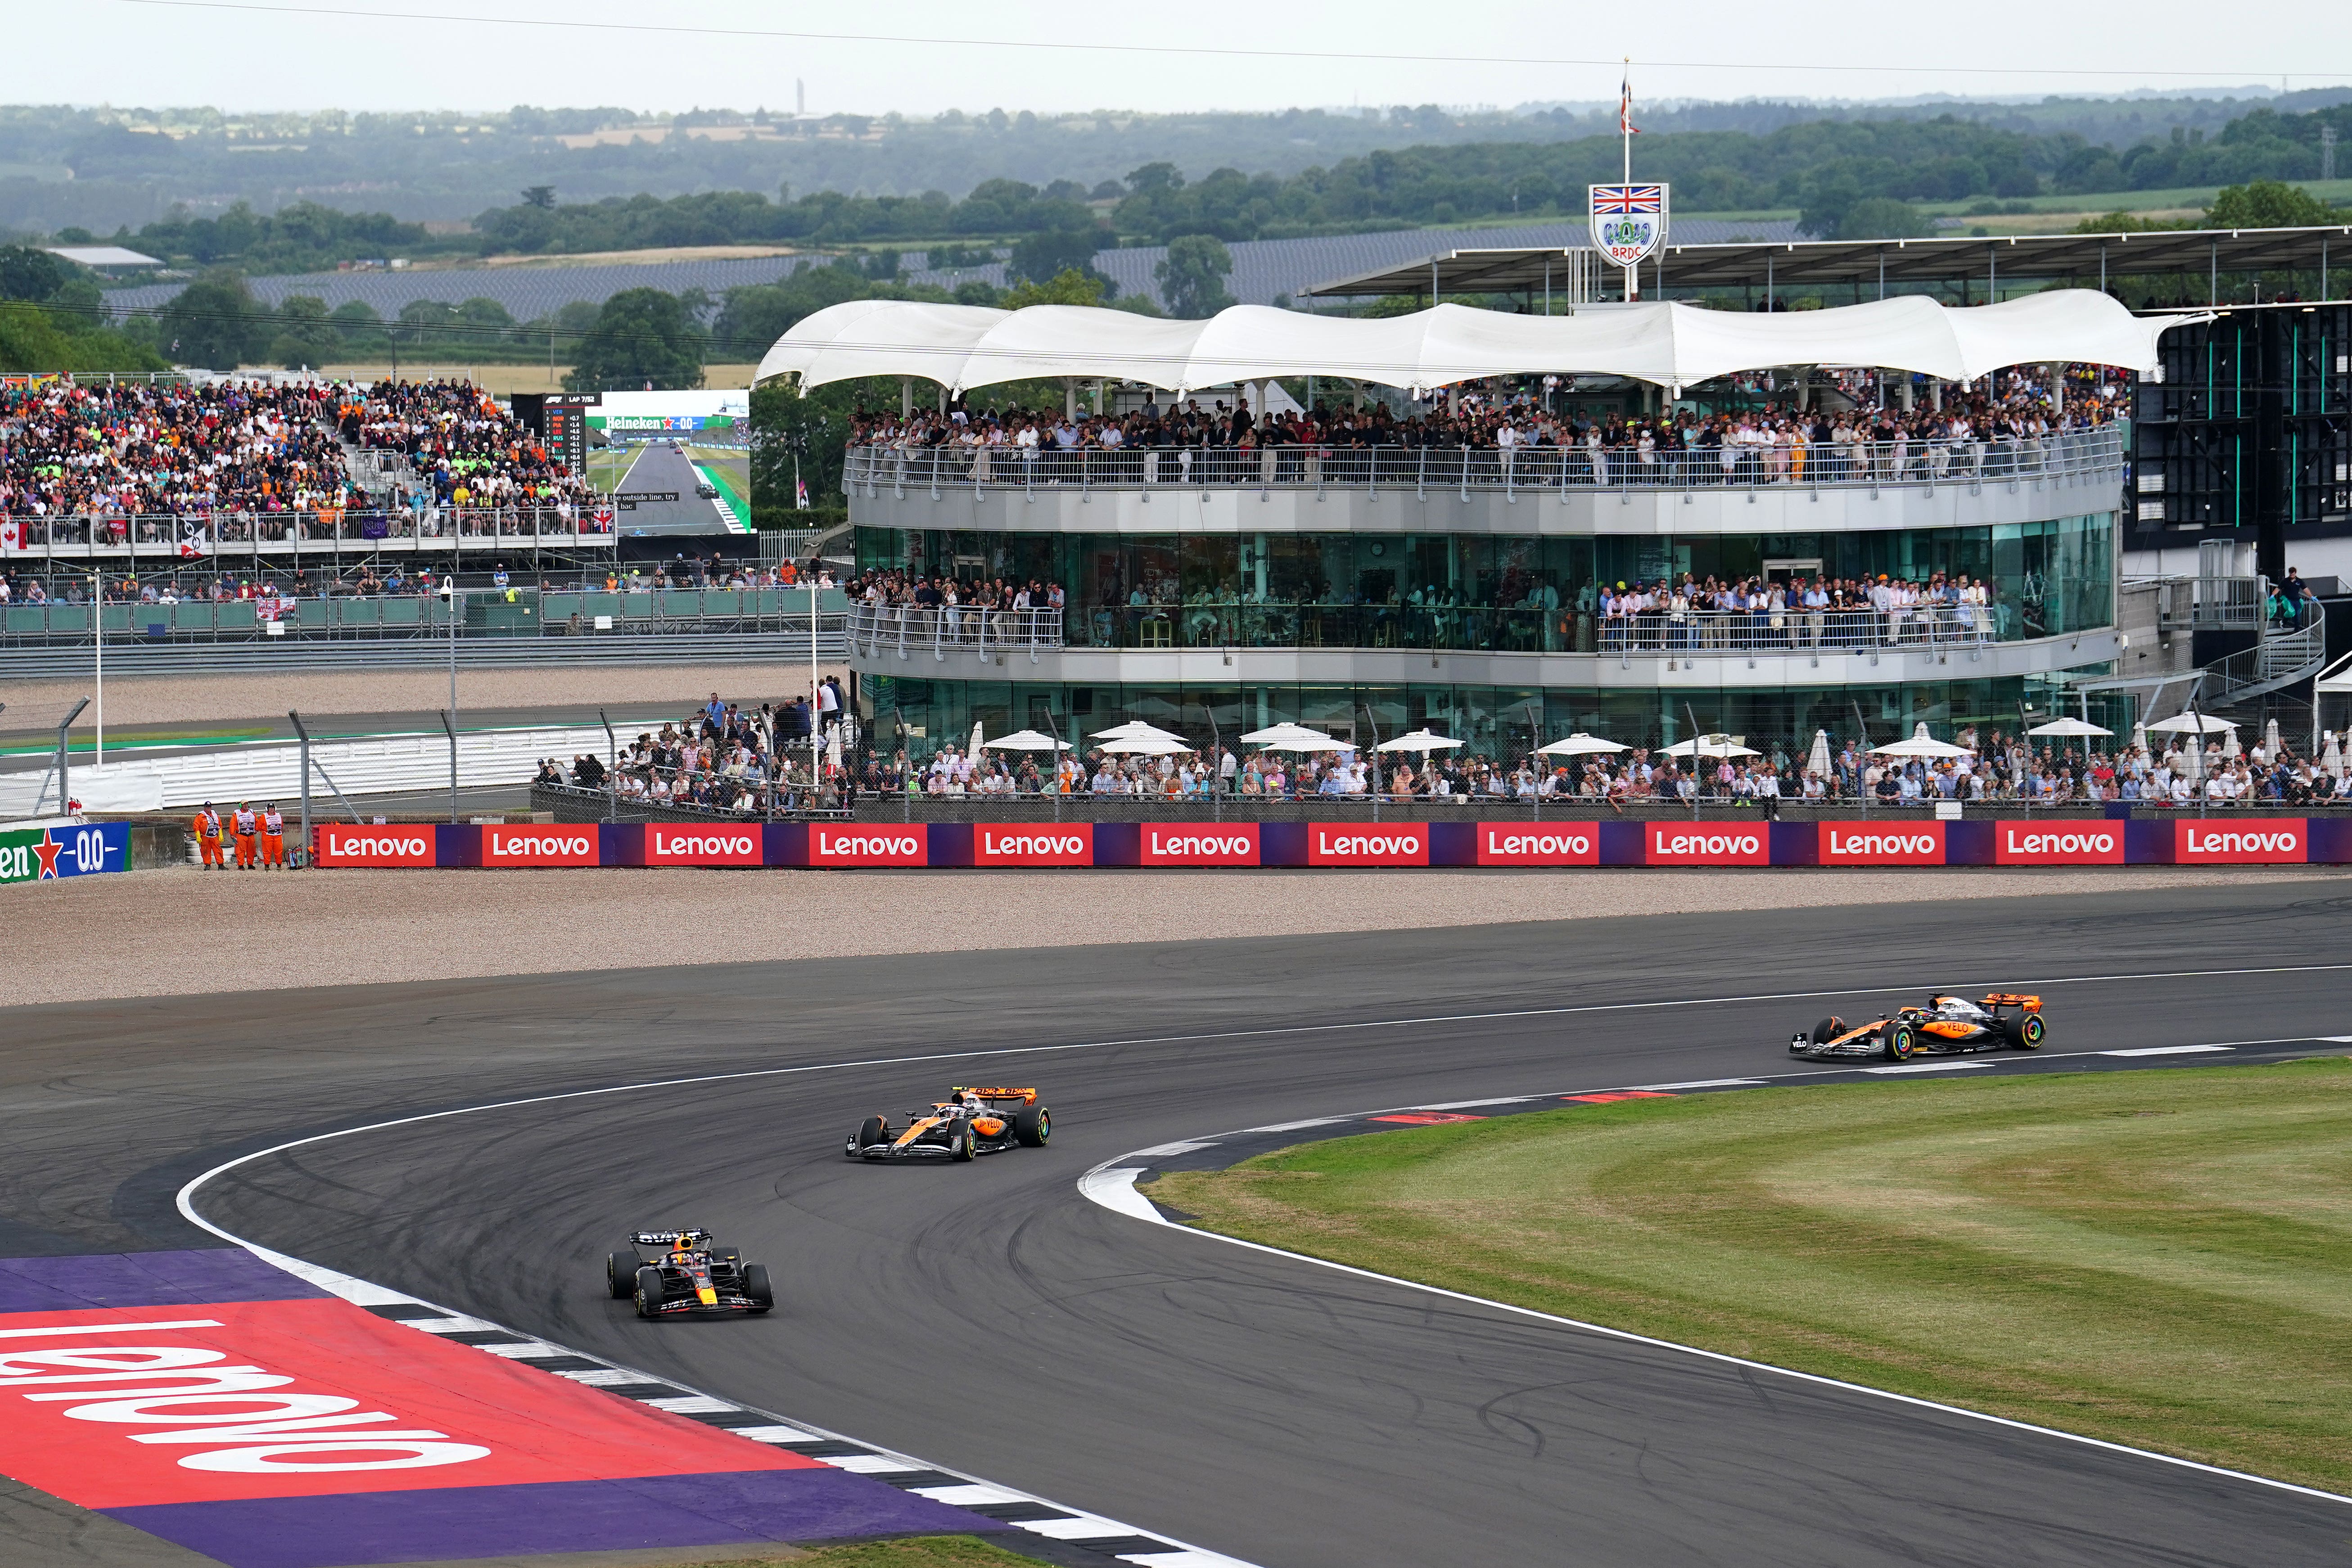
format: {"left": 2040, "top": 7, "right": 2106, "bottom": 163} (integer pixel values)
{"left": 1640, "top": 823, "right": 1770, "bottom": 866}
{"left": 1305, "top": 823, "right": 1430, "bottom": 866}
{"left": 643, "top": 823, "right": 763, "bottom": 866}
{"left": 482, "top": 825, "right": 600, "bottom": 867}
{"left": 1991, "top": 822, "right": 2126, "bottom": 865}
{"left": 1472, "top": 824, "right": 1599, "bottom": 866}
{"left": 1817, "top": 822, "right": 1947, "bottom": 865}
{"left": 2175, "top": 818, "right": 2308, "bottom": 863}
{"left": 973, "top": 824, "right": 1095, "bottom": 866}
{"left": 809, "top": 824, "right": 929, "bottom": 867}
{"left": 314, "top": 824, "right": 435, "bottom": 868}
{"left": 1140, "top": 823, "right": 1261, "bottom": 866}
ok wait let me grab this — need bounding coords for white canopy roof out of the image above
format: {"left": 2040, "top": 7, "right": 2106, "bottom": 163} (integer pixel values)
{"left": 758, "top": 291, "right": 2195, "bottom": 395}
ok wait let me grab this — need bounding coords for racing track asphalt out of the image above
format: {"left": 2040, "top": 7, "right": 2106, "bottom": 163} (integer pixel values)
{"left": 611, "top": 443, "right": 735, "bottom": 537}
{"left": 9, "top": 875, "right": 2352, "bottom": 1568}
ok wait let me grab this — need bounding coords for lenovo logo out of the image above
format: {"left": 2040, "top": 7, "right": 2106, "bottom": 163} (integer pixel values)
{"left": 483, "top": 828, "right": 596, "bottom": 867}
{"left": 316, "top": 827, "right": 433, "bottom": 867}
{"left": 1142, "top": 824, "right": 1260, "bottom": 865}
{"left": 1476, "top": 827, "right": 1596, "bottom": 865}
{"left": 811, "top": 826, "right": 927, "bottom": 866}
{"left": 975, "top": 825, "right": 1093, "bottom": 866}
{"left": 1308, "top": 825, "right": 1429, "bottom": 865}
{"left": 2178, "top": 821, "right": 2305, "bottom": 863}
{"left": 1645, "top": 827, "right": 1767, "bottom": 864}
{"left": 1822, "top": 825, "right": 1945, "bottom": 864}
{"left": 1995, "top": 825, "right": 2123, "bottom": 864}
{"left": 646, "top": 827, "right": 762, "bottom": 865}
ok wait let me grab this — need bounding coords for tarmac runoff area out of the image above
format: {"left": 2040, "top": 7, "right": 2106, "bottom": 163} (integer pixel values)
{"left": 9, "top": 863, "right": 2345, "bottom": 1005}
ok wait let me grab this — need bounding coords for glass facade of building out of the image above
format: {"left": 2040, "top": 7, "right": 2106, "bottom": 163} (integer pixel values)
{"left": 854, "top": 516, "right": 2114, "bottom": 654}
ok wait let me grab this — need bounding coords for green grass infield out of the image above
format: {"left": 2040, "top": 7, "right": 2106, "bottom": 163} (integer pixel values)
{"left": 1151, "top": 1058, "right": 2352, "bottom": 1494}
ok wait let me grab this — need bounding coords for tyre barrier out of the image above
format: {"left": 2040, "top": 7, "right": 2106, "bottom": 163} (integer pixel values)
{"left": 300, "top": 818, "right": 2352, "bottom": 869}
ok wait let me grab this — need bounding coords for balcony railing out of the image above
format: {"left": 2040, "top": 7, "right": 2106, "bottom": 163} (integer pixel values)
{"left": 848, "top": 426, "right": 2126, "bottom": 499}
{"left": 848, "top": 602, "right": 1065, "bottom": 663}
{"left": 1, "top": 506, "right": 615, "bottom": 562}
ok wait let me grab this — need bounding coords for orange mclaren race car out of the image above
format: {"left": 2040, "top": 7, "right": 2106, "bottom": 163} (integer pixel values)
{"left": 1791, "top": 993, "right": 2048, "bottom": 1062}
{"left": 844, "top": 1087, "right": 1052, "bottom": 1162}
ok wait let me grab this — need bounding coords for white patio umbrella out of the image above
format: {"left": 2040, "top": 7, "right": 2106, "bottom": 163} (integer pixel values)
{"left": 2132, "top": 719, "right": 2149, "bottom": 756}
{"left": 1536, "top": 732, "right": 1628, "bottom": 757}
{"left": 1239, "top": 721, "right": 1353, "bottom": 751}
{"left": 2222, "top": 724, "right": 2243, "bottom": 760}
{"left": 2322, "top": 731, "right": 2344, "bottom": 780}
{"left": 2146, "top": 713, "right": 2238, "bottom": 733}
{"left": 981, "top": 729, "right": 1070, "bottom": 751}
{"left": 1376, "top": 728, "right": 1465, "bottom": 753}
{"left": 1098, "top": 737, "right": 1194, "bottom": 755}
{"left": 2262, "top": 717, "right": 2281, "bottom": 762}
{"left": 1871, "top": 721, "right": 1974, "bottom": 759}
{"left": 2027, "top": 717, "right": 2113, "bottom": 738}
{"left": 1663, "top": 733, "right": 1760, "bottom": 758}
{"left": 1806, "top": 728, "right": 1832, "bottom": 778}
{"left": 1090, "top": 719, "right": 1189, "bottom": 746}
{"left": 969, "top": 720, "right": 984, "bottom": 759}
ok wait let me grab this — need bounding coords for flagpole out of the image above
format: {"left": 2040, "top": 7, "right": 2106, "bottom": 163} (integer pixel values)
{"left": 1623, "top": 59, "right": 1632, "bottom": 185}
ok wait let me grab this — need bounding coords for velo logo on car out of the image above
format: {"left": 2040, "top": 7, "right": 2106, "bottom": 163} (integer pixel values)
{"left": 314, "top": 826, "right": 434, "bottom": 867}
{"left": 809, "top": 824, "right": 928, "bottom": 866}
{"left": 1474, "top": 825, "right": 1597, "bottom": 865}
{"left": 1818, "top": 822, "right": 1946, "bottom": 865}
{"left": 1141, "top": 823, "right": 1261, "bottom": 865}
{"left": 1994, "top": 822, "right": 2124, "bottom": 864}
{"left": 644, "top": 826, "right": 763, "bottom": 866}
{"left": 482, "top": 826, "right": 598, "bottom": 867}
{"left": 2176, "top": 818, "right": 2307, "bottom": 863}
{"left": 974, "top": 824, "right": 1094, "bottom": 865}
{"left": 1307, "top": 824, "right": 1429, "bottom": 865}
{"left": 1642, "top": 825, "right": 1768, "bottom": 865}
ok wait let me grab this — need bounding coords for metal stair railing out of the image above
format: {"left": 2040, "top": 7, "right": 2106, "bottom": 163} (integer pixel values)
{"left": 2199, "top": 600, "right": 2327, "bottom": 712}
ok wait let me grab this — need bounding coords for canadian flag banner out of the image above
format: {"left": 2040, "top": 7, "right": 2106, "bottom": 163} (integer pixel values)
{"left": 0, "top": 517, "right": 18, "bottom": 552}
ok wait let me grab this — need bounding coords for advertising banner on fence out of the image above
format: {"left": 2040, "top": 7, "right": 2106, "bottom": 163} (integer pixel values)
{"left": 1473, "top": 824, "right": 1600, "bottom": 866}
{"left": 1140, "top": 823, "right": 1261, "bottom": 866}
{"left": 1818, "top": 822, "right": 1947, "bottom": 865}
{"left": 643, "top": 823, "right": 763, "bottom": 866}
{"left": 0, "top": 820, "right": 129, "bottom": 885}
{"left": 2175, "top": 818, "right": 2309, "bottom": 863}
{"left": 1640, "top": 823, "right": 1770, "bottom": 865}
{"left": 974, "top": 823, "right": 1094, "bottom": 866}
{"left": 1306, "top": 823, "right": 1430, "bottom": 866}
{"left": 1992, "top": 821, "right": 2127, "bottom": 864}
{"left": 809, "top": 823, "right": 929, "bottom": 867}
{"left": 482, "top": 825, "right": 600, "bottom": 867}
{"left": 313, "top": 824, "right": 435, "bottom": 868}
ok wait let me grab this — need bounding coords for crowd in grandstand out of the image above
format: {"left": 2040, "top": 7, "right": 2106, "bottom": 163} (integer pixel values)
{"left": 848, "top": 363, "right": 2129, "bottom": 487}
{"left": 0, "top": 551, "right": 810, "bottom": 607}
{"left": 0, "top": 375, "right": 601, "bottom": 545}
{"left": 535, "top": 682, "right": 853, "bottom": 814}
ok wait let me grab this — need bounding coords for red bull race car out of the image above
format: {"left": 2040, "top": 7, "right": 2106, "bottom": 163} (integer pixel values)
{"left": 606, "top": 1229, "right": 774, "bottom": 1319}
{"left": 845, "top": 1087, "right": 1052, "bottom": 1162}
{"left": 1792, "top": 993, "right": 2048, "bottom": 1062}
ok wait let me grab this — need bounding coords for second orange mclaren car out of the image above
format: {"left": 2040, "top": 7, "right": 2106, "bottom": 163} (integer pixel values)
{"left": 1792, "top": 993, "right": 2047, "bottom": 1061}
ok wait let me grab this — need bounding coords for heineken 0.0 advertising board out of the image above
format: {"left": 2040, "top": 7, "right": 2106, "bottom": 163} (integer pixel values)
{"left": 0, "top": 820, "right": 130, "bottom": 885}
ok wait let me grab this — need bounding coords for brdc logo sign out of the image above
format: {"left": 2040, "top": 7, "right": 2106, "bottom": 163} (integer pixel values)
{"left": 975, "top": 825, "right": 1094, "bottom": 866}
{"left": 316, "top": 826, "right": 434, "bottom": 867}
{"left": 1474, "top": 825, "right": 1597, "bottom": 866}
{"left": 1141, "top": 823, "right": 1260, "bottom": 866}
{"left": 483, "top": 826, "right": 598, "bottom": 867}
{"left": 1307, "top": 825, "right": 1429, "bottom": 866}
{"left": 810, "top": 825, "right": 927, "bottom": 867}
{"left": 1819, "top": 822, "right": 1946, "bottom": 865}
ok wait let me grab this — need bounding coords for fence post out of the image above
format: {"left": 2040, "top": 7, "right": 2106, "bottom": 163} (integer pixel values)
{"left": 290, "top": 709, "right": 312, "bottom": 867}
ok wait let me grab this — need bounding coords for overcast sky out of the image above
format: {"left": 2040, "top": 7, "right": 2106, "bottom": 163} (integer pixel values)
{"left": 41, "top": 0, "right": 2350, "bottom": 116}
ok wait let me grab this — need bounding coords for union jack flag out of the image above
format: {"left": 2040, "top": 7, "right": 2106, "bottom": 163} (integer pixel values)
{"left": 1620, "top": 71, "right": 1640, "bottom": 137}
{"left": 1591, "top": 185, "right": 1665, "bottom": 214}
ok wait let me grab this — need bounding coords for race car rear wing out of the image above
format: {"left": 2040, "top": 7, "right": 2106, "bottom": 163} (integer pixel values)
{"left": 1978, "top": 993, "right": 2042, "bottom": 1012}
{"left": 632, "top": 1228, "right": 713, "bottom": 1247}
{"left": 955, "top": 1087, "right": 1037, "bottom": 1103}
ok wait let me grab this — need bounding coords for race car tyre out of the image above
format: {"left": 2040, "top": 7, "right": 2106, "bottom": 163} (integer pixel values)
{"left": 1016, "top": 1103, "right": 1051, "bottom": 1147}
{"left": 1811, "top": 1017, "right": 1845, "bottom": 1046}
{"left": 605, "top": 1252, "right": 636, "bottom": 1299}
{"left": 633, "top": 1265, "right": 667, "bottom": 1319}
{"left": 852, "top": 1116, "right": 885, "bottom": 1158}
{"left": 714, "top": 1245, "right": 741, "bottom": 1264}
{"left": 1881, "top": 1021, "right": 1916, "bottom": 1061}
{"left": 741, "top": 1263, "right": 774, "bottom": 1312}
{"left": 2007, "top": 1014, "right": 2047, "bottom": 1050}
{"left": 952, "top": 1124, "right": 977, "bottom": 1161}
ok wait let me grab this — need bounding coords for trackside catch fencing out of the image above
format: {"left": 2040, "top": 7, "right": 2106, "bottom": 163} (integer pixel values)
{"left": 296, "top": 818, "right": 2352, "bottom": 869}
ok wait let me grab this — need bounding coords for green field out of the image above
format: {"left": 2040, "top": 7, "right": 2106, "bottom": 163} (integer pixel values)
{"left": 1152, "top": 1059, "right": 2352, "bottom": 1493}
